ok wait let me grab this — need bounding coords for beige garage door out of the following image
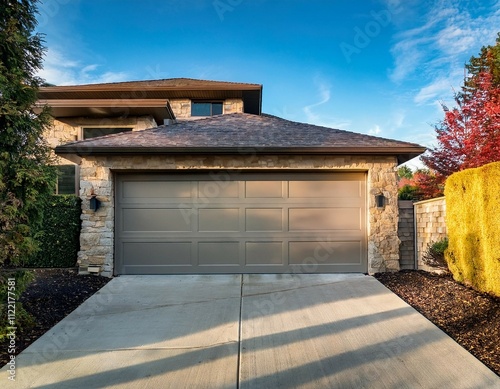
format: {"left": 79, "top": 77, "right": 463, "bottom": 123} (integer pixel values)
{"left": 115, "top": 172, "right": 367, "bottom": 275}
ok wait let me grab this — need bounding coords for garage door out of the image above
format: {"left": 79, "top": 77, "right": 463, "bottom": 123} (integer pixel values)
{"left": 115, "top": 172, "right": 367, "bottom": 275}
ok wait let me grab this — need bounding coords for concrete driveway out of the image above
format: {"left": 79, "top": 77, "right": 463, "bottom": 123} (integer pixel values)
{"left": 3, "top": 274, "right": 499, "bottom": 388}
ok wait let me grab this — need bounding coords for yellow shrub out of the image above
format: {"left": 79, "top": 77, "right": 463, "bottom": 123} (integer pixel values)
{"left": 444, "top": 161, "right": 500, "bottom": 297}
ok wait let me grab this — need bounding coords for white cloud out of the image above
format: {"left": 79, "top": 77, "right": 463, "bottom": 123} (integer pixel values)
{"left": 389, "top": 0, "right": 500, "bottom": 101}
{"left": 303, "top": 82, "right": 331, "bottom": 122}
{"left": 401, "top": 156, "right": 426, "bottom": 170}
{"left": 38, "top": 48, "right": 130, "bottom": 85}
{"left": 414, "top": 78, "right": 452, "bottom": 104}
{"left": 81, "top": 64, "right": 99, "bottom": 74}
{"left": 436, "top": 25, "right": 475, "bottom": 55}
{"left": 368, "top": 125, "right": 382, "bottom": 135}
{"left": 301, "top": 81, "right": 352, "bottom": 129}
{"left": 392, "top": 110, "right": 405, "bottom": 128}
{"left": 390, "top": 45, "right": 422, "bottom": 82}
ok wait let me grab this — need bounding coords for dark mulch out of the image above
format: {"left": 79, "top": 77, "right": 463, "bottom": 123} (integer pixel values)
{"left": 0, "top": 268, "right": 110, "bottom": 367}
{"left": 375, "top": 270, "right": 500, "bottom": 377}
{"left": 1, "top": 269, "right": 499, "bottom": 377}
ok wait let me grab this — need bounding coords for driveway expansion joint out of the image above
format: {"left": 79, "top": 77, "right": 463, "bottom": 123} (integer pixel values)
{"left": 72, "top": 296, "right": 241, "bottom": 318}
{"left": 242, "top": 280, "right": 357, "bottom": 298}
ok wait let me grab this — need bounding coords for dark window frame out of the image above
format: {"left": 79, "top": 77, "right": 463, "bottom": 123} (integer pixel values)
{"left": 191, "top": 101, "right": 224, "bottom": 117}
{"left": 55, "top": 164, "right": 79, "bottom": 195}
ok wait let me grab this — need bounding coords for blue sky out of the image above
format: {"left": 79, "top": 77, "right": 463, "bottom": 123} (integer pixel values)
{"left": 36, "top": 0, "right": 500, "bottom": 168}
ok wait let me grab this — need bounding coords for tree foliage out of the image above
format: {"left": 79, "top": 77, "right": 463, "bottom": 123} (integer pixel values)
{"left": 397, "top": 165, "right": 413, "bottom": 180}
{"left": 0, "top": 0, "right": 56, "bottom": 266}
{"left": 398, "top": 168, "right": 443, "bottom": 201}
{"left": 421, "top": 34, "right": 500, "bottom": 179}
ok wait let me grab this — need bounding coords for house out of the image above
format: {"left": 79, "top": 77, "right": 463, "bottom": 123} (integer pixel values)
{"left": 38, "top": 78, "right": 262, "bottom": 194}
{"left": 40, "top": 78, "right": 425, "bottom": 277}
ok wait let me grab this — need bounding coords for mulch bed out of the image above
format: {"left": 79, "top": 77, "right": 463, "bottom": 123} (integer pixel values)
{"left": 0, "top": 269, "right": 498, "bottom": 378}
{"left": 375, "top": 270, "right": 500, "bottom": 376}
{"left": 0, "top": 268, "right": 110, "bottom": 367}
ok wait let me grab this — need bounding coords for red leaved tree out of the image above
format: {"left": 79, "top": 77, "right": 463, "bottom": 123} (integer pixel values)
{"left": 398, "top": 169, "right": 444, "bottom": 201}
{"left": 421, "top": 34, "right": 500, "bottom": 182}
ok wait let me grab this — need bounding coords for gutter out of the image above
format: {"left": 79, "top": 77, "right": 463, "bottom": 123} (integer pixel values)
{"left": 55, "top": 145, "right": 426, "bottom": 157}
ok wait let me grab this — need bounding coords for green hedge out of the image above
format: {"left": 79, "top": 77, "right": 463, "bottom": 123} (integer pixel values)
{"left": 23, "top": 195, "right": 81, "bottom": 268}
{"left": 0, "top": 270, "right": 35, "bottom": 340}
{"left": 445, "top": 162, "right": 500, "bottom": 297}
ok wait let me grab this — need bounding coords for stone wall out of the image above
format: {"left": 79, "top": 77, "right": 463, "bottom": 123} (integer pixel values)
{"left": 75, "top": 154, "right": 400, "bottom": 277}
{"left": 414, "top": 197, "right": 447, "bottom": 270}
{"left": 398, "top": 200, "right": 415, "bottom": 269}
{"left": 168, "top": 99, "right": 191, "bottom": 118}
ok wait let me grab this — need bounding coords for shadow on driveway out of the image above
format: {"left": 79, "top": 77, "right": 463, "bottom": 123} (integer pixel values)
{"left": 2, "top": 274, "right": 498, "bottom": 388}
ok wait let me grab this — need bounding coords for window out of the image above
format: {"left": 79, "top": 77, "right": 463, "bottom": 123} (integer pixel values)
{"left": 83, "top": 127, "right": 132, "bottom": 140}
{"left": 191, "top": 102, "right": 223, "bottom": 117}
{"left": 56, "top": 165, "right": 77, "bottom": 195}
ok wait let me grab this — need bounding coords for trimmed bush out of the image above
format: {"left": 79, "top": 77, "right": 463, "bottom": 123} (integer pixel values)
{"left": 445, "top": 161, "right": 500, "bottom": 297}
{"left": 22, "top": 195, "right": 81, "bottom": 268}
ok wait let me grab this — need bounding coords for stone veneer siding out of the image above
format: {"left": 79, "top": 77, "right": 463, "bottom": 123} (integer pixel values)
{"left": 414, "top": 197, "right": 447, "bottom": 270}
{"left": 77, "top": 155, "right": 400, "bottom": 277}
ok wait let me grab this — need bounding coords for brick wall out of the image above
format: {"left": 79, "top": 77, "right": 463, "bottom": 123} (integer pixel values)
{"left": 414, "top": 197, "right": 447, "bottom": 270}
{"left": 398, "top": 200, "right": 415, "bottom": 269}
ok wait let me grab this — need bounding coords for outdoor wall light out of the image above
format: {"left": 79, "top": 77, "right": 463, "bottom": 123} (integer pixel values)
{"left": 89, "top": 195, "right": 101, "bottom": 212}
{"left": 375, "top": 194, "right": 385, "bottom": 208}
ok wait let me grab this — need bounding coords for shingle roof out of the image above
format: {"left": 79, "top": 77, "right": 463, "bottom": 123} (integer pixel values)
{"left": 38, "top": 78, "right": 262, "bottom": 92}
{"left": 55, "top": 113, "right": 425, "bottom": 164}
{"left": 38, "top": 78, "right": 263, "bottom": 115}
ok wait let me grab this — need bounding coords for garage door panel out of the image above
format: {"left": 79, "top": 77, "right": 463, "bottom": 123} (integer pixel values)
{"left": 245, "top": 242, "right": 283, "bottom": 265}
{"left": 245, "top": 181, "right": 283, "bottom": 198}
{"left": 122, "top": 242, "right": 192, "bottom": 266}
{"left": 122, "top": 181, "right": 192, "bottom": 199}
{"left": 288, "top": 241, "right": 362, "bottom": 265}
{"left": 122, "top": 209, "right": 192, "bottom": 232}
{"left": 198, "top": 181, "right": 239, "bottom": 198}
{"left": 116, "top": 172, "right": 367, "bottom": 274}
{"left": 289, "top": 180, "right": 361, "bottom": 198}
{"left": 245, "top": 208, "right": 283, "bottom": 231}
{"left": 288, "top": 208, "right": 361, "bottom": 231}
{"left": 198, "top": 209, "right": 240, "bottom": 232}
{"left": 198, "top": 242, "right": 240, "bottom": 266}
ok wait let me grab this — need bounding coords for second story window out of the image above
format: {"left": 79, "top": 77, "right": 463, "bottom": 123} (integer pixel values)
{"left": 191, "top": 102, "right": 223, "bottom": 117}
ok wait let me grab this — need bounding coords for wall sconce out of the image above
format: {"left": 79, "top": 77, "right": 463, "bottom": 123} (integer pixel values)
{"left": 89, "top": 195, "right": 101, "bottom": 212}
{"left": 375, "top": 194, "right": 385, "bottom": 208}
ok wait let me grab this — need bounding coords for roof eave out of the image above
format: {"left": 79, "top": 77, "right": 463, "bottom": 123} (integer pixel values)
{"left": 55, "top": 146, "right": 426, "bottom": 163}
{"left": 38, "top": 83, "right": 263, "bottom": 94}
